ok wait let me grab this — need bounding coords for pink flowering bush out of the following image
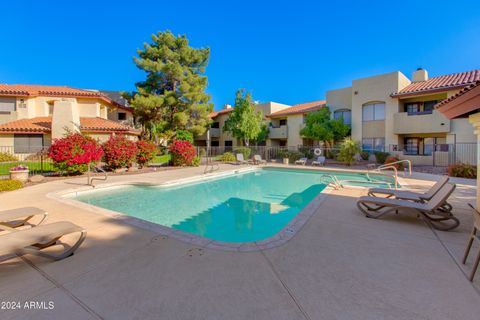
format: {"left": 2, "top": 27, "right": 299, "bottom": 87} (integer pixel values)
{"left": 102, "top": 135, "right": 138, "bottom": 170}
{"left": 136, "top": 140, "right": 157, "bottom": 167}
{"left": 48, "top": 133, "right": 103, "bottom": 174}
{"left": 169, "top": 140, "right": 196, "bottom": 166}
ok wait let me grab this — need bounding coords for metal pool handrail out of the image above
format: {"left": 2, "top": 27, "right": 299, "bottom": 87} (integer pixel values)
{"left": 367, "top": 165, "right": 398, "bottom": 189}
{"left": 377, "top": 159, "right": 412, "bottom": 176}
{"left": 319, "top": 174, "right": 342, "bottom": 189}
{"left": 87, "top": 163, "right": 107, "bottom": 187}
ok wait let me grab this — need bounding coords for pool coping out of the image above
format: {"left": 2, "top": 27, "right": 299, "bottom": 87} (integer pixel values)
{"left": 47, "top": 165, "right": 406, "bottom": 252}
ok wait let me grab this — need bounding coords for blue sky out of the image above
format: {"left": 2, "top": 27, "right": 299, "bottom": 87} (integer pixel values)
{"left": 1, "top": 1, "right": 479, "bottom": 110}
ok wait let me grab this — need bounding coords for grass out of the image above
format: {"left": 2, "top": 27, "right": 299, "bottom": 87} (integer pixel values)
{"left": 151, "top": 154, "right": 171, "bottom": 164}
{"left": 0, "top": 161, "right": 57, "bottom": 175}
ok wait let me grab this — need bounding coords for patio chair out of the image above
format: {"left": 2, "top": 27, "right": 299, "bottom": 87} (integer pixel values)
{"left": 295, "top": 157, "right": 307, "bottom": 165}
{"left": 367, "top": 176, "right": 451, "bottom": 212}
{"left": 0, "top": 221, "right": 86, "bottom": 261}
{"left": 236, "top": 153, "right": 249, "bottom": 165}
{"left": 0, "top": 207, "right": 48, "bottom": 231}
{"left": 253, "top": 155, "right": 267, "bottom": 165}
{"left": 462, "top": 203, "right": 480, "bottom": 281}
{"left": 312, "top": 156, "right": 325, "bottom": 166}
{"left": 357, "top": 183, "right": 459, "bottom": 231}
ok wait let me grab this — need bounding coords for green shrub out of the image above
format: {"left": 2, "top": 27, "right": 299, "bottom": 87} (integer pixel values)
{"left": 337, "top": 138, "right": 361, "bottom": 166}
{"left": 0, "top": 152, "right": 18, "bottom": 162}
{"left": 448, "top": 163, "right": 476, "bottom": 179}
{"left": 175, "top": 130, "right": 194, "bottom": 143}
{"left": 191, "top": 156, "right": 201, "bottom": 167}
{"left": 360, "top": 151, "right": 370, "bottom": 161}
{"left": 385, "top": 155, "right": 404, "bottom": 170}
{"left": 219, "top": 152, "right": 236, "bottom": 162}
{"left": 278, "top": 150, "right": 303, "bottom": 163}
{"left": 325, "top": 149, "right": 339, "bottom": 159}
{"left": 233, "top": 147, "right": 251, "bottom": 160}
{"left": 0, "top": 179, "right": 23, "bottom": 191}
{"left": 298, "top": 146, "right": 314, "bottom": 159}
{"left": 374, "top": 151, "right": 389, "bottom": 164}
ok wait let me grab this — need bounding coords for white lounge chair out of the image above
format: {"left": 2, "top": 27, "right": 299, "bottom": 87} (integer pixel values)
{"left": 0, "top": 221, "right": 86, "bottom": 260}
{"left": 0, "top": 207, "right": 48, "bottom": 231}
{"left": 357, "top": 183, "right": 459, "bottom": 231}
{"left": 368, "top": 176, "right": 451, "bottom": 211}
{"left": 253, "top": 155, "right": 267, "bottom": 165}
{"left": 295, "top": 157, "right": 307, "bottom": 165}
{"left": 236, "top": 153, "right": 249, "bottom": 165}
{"left": 312, "top": 156, "right": 325, "bottom": 166}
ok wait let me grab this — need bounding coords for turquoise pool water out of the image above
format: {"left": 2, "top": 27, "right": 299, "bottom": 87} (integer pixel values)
{"left": 74, "top": 168, "right": 395, "bottom": 242}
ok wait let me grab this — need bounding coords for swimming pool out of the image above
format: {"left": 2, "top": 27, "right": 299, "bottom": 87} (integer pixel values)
{"left": 73, "top": 168, "right": 395, "bottom": 243}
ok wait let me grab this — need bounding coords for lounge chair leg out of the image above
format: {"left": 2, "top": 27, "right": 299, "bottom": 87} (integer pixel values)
{"left": 462, "top": 228, "right": 476, "bottom": 264}
{"left": 468, "top": 247, "right": 480, "bottom": 281}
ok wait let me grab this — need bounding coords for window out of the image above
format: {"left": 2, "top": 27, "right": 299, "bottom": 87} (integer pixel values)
{"left": 279, "top": 119, "right": 287, "bottom": 126}
{"left": 362, "top": 103, "right": 385, "bottom": 121}
{"left": 404, "top": 137, "right": 444, "bottom": 155}
{"left": 211, "top": 141, "right": 219, "bottom": 147}
{"left": 405, "top": 103, "right": 419, "bottom": 114}
{"left": 14, "top": 134, "right": 44, "bottom": 153}
{"left": 0, "top": 98, "right": 16, "bottom": 113}
{"left": 117, "top": 112, "right": 127, "bottom": 121}
{"left": 334, "top": 109, "right": 351, "bottom": 125}
{"left": 362, "top": 138, "right": 385, "bottom": 152}
{"left": 224, "top": 140, "right": 232, "bottom": 151}
{"left": 423, "top": 100, "right": 437, "bottom": 112}
{"left": 211, "top": 122, "right": 220, "bottom": 129}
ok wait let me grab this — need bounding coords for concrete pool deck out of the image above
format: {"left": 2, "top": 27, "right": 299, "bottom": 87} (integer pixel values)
{"left": 1, "top": 164, "right": 479, "bottom": 319}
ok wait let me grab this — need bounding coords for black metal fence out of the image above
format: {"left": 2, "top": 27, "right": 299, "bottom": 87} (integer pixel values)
{"left": 0, "top": 146, "right": 56, "bottom": 179}
{"left": 196, "top": 143, "right": 477, "bottom": 167}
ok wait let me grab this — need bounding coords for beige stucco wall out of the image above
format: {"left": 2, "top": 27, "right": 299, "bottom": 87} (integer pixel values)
{"left": 326, "top": 87, "right": 352, "bottom": 113}
{"left": 393, "top": 110, "right": 450, "bottom": 134}
{"left": 447, "top": 118, "right": 477, "bottom": 143}
{"left": 77, "top": 99, "right": 100, "bottom": 117}
{"left": 0, "top": 135, "right": 14, "bottom": 148}
{"left": 352, "top": 71, "right": 411, "bottom": 147}
{"left": 286, "top": 114, "right": 304, "bottom": 146}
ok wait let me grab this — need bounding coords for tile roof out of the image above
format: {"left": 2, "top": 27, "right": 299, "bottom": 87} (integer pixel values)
{"left": 0, "top": 117, "right": 140, "bottom": 135}
{"left": 209, "top": 108, "right": 233, "bottom": 118}
{"left": 268, "top": 100, "right": 326, "bottom": 117}
{"left": 0, "top": 84, "right": 133, "bottom": 111}
{"left": 392, "top": 70, "right": 480, "bottom": 97}
{"left": 435, "top": 80, "right": 480, "bottom": 119}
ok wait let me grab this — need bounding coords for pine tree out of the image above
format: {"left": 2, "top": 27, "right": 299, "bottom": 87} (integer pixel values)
{"left": 129, "top": 31, "right": 213, "bottom": 141}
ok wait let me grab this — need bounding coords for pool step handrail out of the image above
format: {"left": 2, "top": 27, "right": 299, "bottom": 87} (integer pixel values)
{"left": 319, "top": 174, "right": 342, "bottom": 189}
{"left": 203, "top": 155, "right": 219, "bottom": 174}
{"left": 376, "top": 159, "right": 412, "bottom": 176}
{"left": 367, "top": 165, "right": 398, "bottom": 189}
{"left": 87, "top": 163, "right": 107, "bottom": 187}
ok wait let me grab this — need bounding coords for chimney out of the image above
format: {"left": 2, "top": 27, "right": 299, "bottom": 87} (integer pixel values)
{"left": 223, "top": 104, "right": 232, "bottom": 109}
{"left": 413, "top": 68, "right": 428, "bottom": 82}
{"left": 51, "top": 99, "right": 81, "bottom": 139}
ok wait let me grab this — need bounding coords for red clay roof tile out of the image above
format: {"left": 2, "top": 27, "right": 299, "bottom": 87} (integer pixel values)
{"left": 392, "top": 70, "right": 480, "bottom": 97}
{"left": 0, "top": 117, "right": 140, "bottom": 135}
{"left": 268, "top": 100, "right": 326, "bottom": 117}
{"left": 0, "top": 84, "right": 133, "bottom": 111}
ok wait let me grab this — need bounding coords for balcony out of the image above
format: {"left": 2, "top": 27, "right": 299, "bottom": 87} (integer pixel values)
{"left": 393, "top": 110, "right": 450, "bottom": 134}
{"left": 209, "top": 127, "right": 220, "bottom": 138}
{"left": 269, "top": 125, "right": 288, "bottom": 139}
{"left": 196, "top": 127, "right": 220, "bottom": 141}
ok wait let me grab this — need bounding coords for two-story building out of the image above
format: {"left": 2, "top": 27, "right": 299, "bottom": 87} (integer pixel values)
{"left": 195, "top": 100, "right": 325, "bottom": 148}
{"left": 0, "top": 84, "right": 139, "bottom": 155}
{"left": 326, "top": 69, "right": 479, "bottom": 165}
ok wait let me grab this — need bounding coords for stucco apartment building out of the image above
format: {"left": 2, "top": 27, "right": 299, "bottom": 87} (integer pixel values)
{"left": 195, "top": 101, "right": 325, "bottom": 148}
{"left": 327, "top": 69, "right": 480, "bottom": 165}
{"left": 0, "top": 84, "right": 138, "bottom": 155}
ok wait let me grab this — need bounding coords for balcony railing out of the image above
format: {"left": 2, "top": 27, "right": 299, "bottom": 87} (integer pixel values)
{"left": 269, "top": 125, "right": 288, "bottom": 139}
{"left": 393, "top": 110, "right": 450, "bottom": 134}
